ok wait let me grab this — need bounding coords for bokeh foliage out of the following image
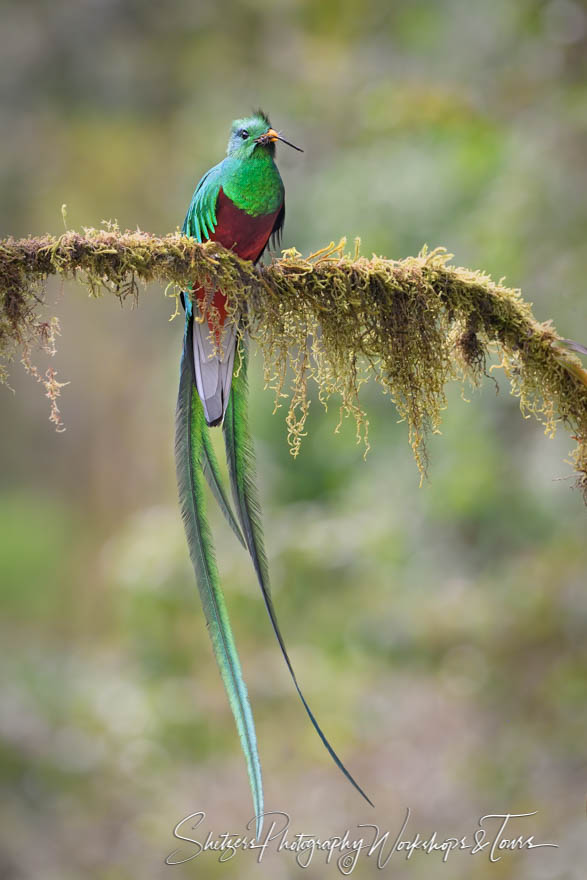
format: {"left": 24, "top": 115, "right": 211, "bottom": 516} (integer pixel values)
{"left": 1, "top": 1, "right": 587, "bottom": 878}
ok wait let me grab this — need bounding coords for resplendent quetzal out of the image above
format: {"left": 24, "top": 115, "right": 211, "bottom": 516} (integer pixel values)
{"left": 175, "top": 110, "right": 372, "bottom": 835}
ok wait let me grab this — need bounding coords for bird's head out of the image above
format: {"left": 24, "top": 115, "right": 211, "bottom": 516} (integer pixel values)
{"left": 226, "top": 109, "right": 303, "bottom": 159}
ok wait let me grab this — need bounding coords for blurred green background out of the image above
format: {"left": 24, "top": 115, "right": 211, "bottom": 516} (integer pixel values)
{"left": 1, "top": 1, "right": 587, "bottom": 878}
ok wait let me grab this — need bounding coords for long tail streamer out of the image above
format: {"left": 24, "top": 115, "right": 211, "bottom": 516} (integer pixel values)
{"left": 223, "top": 340, "right": 373, "bottom": 808}
{"left": 175, "top": 327, "right": 264, "bottom": 836}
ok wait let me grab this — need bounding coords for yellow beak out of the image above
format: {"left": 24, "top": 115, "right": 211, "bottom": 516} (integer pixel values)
{"left": 255, "top": 128, "right": 304, "bottom": 152}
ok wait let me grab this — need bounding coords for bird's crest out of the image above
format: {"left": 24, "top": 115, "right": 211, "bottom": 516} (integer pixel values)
{"left": 252, "top": 108, "right": 271, "bottom": 127}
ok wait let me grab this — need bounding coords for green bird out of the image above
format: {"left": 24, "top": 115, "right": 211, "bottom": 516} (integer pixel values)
{"left": 175, "top": 110, "right": 372, "bottom": 837}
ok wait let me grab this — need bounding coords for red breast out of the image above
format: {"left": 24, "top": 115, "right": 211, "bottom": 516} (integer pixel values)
{"left": 196, "top": 188, "right": 282, "bottom": 330}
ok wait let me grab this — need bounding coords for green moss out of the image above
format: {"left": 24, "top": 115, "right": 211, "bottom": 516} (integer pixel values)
{"left": 1, "top": 227, "right": 586, "bottom": 500}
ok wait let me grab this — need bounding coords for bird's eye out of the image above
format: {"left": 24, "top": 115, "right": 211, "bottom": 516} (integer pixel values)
{"left": 240, "top": 129, "right": 249, "bottom": 139}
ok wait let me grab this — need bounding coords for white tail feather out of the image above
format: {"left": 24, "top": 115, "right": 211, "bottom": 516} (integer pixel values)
{"left": 192, "top": 319, "right": 237, "bottom": 426}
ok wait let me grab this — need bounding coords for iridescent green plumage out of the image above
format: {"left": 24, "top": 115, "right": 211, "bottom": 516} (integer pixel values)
{"left": 175, "top": 341, "right": 263, "bottom": 834}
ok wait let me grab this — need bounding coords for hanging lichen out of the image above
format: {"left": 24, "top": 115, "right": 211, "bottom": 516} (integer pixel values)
{"left": 1, "top": 226, "right": 586, "bottom": 499}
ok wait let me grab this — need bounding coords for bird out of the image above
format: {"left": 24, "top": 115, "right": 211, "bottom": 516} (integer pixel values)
{"left": 175, "top": 110, "right": 372, "bottom": 837}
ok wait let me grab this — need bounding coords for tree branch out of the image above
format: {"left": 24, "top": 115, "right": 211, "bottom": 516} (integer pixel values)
{"left": 1, "top": 228, "right": 586, "bottom": 500}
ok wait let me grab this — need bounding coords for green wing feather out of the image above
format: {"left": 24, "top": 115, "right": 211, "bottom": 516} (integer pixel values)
{"left": 182, "top": 162, "right": 223, "bottom": 241}
{"left": 175, "top": 340, "right": 264, "bottom": 836}
{"left": 223, "top": 341, "right": 373, "bottom": 808}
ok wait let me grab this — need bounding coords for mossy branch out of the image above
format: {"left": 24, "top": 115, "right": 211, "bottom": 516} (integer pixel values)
{"left": 1, "top": 227, "right": 587, "bottom": 500}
